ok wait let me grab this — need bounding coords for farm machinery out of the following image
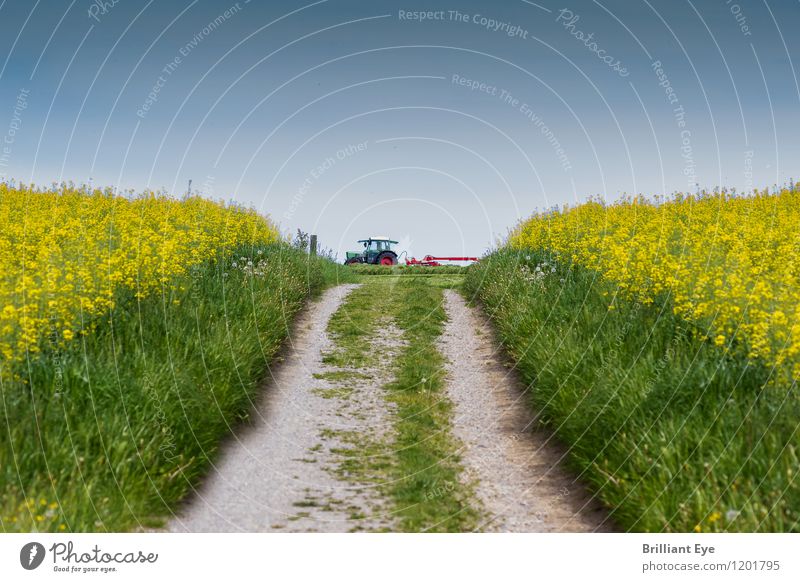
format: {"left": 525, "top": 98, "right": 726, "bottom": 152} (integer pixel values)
{"left": 403, "top": 255, "right": 479, "bottom": 266}
{"left": 344, "top": 237, "right": 400, "bottom": 265}
{"left": 344, "top": 236, "right": 478, "bottom": 266}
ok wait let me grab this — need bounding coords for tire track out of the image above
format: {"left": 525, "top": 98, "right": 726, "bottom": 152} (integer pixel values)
{"left": 439, "top": 289, "right": 612, "bottom": 532}
{"left": 168, "top": 283, "right": 397, "bottom": 532}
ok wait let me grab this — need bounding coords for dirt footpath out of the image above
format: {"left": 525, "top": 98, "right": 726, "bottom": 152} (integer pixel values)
{"left": 168, "top": 283, "right": 396, "bottom": 532}
{"left": 439, "top": 289, "right": 611, "bottom": 532}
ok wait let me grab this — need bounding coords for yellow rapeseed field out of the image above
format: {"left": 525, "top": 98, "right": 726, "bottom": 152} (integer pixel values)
{"left": 510, "top": 188, "right": 800, "bottom": 380}
{"left": 0, "top": 184, "right": 279, "bottom": 369}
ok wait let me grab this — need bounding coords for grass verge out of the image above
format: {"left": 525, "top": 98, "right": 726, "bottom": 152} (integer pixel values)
{"left": 0, "top": 245, "right": 350, "bottom": 532}
{"left": 464, "top": 249, "right": 799, "bottom": 532}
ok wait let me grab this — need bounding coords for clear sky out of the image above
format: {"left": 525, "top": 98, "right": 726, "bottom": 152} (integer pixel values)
{"left": 1, "top": 0, "right": 798, "bottom": 259}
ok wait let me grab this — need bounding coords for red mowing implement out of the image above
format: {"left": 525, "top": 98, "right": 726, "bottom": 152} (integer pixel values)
{"left": 404, "top": 255, "right": 479, "bottom": 266}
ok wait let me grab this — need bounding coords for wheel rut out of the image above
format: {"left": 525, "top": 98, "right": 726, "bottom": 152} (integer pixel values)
{"left": 439, "top": 289, "right": 612, "bottom": 532}
{"left": 168, "top": 283, "right": 399, "bottom": 532}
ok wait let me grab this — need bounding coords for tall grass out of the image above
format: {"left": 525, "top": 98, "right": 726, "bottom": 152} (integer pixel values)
{"left": 0, "top": 245, "right": 350, "bottom": 532}
{"left": 465, "top": 249, "right": 799, "bottom": 532}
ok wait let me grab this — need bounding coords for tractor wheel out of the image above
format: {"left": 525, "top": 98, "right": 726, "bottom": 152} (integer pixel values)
{"left": 377, "top": 252, "right": 398, "bottom": 266}
{"left": 345, "top": 257, "right": 363, "bottom": 265}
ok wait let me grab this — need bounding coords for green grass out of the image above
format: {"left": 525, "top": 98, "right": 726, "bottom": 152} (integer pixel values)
{"left": 386, "top": 279, "right": 479, "bottom": 531}
{"left": 346, "top": 264, "right": 468, "bottom": 276}
{"left": 465, "top": 249, "right": 800, "bottom": 532}
{"left": 321, "top": 282, "right": 388, "bottom": 368}
{"left": 323, "top": 276, "right": 479, "bottom": 531}
{"left": 0, "top": 245, "right": 350, "bottom": 532}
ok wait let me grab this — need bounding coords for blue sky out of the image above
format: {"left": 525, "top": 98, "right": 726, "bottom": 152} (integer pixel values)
{"left": 1, "top": 0, "right": 798, "bottom": 258}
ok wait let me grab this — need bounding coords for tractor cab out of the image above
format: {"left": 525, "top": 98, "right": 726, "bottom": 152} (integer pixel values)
{"left": 345, "top": 236, "right": 399, "bottom": 266}
{"left": 361, "top": 238, "right": 393, "bottom": 253}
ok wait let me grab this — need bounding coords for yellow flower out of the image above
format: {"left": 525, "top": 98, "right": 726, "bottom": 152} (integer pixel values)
{"left": 509, "top": 188, "right": 800, "bottom": 383}
{"left": 0, "top": 184, "right": 280, "bottom": 370}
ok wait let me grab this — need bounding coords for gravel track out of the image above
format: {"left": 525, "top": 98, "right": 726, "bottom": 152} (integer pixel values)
{"left": 169, "top": 283, "right": 397, "bottom": 532}
{"left": 168, "top": 283, "right": 610, "bottom": 532}
{"left": 439, "top": 289, "right": 611, "bottom": 532}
